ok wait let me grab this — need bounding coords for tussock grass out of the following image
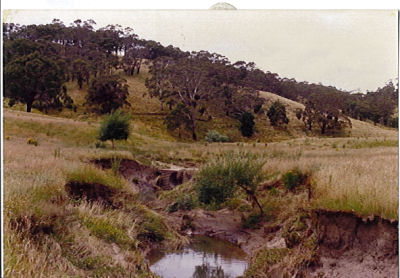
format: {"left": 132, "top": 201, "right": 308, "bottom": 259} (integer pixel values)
{"left": 245, "top": 248, "right": 289, "bottom": 277}
{"left": 3, "top": 131, "right": 173, "bottom": 277}
{"left": 65, "top": 165, "right": 127, "bottom": 189}
{"left": 78, "top": 214, "right": 136, "bottom": 249}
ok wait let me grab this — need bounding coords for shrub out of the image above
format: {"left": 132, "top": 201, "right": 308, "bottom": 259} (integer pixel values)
{"left": 282, "top": 169, "right": 307, "bottom": 191}
{"left": 204, "top": 130, "right": 229, "bottom": 142}
{"left": 98, "top": 110, "right": 131, "bottom": 149}
{"left": 239, "top": 111, "right": 255, "bottom": 137}
{"left": 196, "top": 162, "right": 236, "bottom": 206}
{"left": 389, "top": 117, "right": 398, "bottom": 128}
{"left": 267, "top": 101, "right": 289, "bottom": 127}
{"left": 26, "top": 137, "right": 38, "bottom": 146}
{"left": 168, "top": 194, "right": 196, "bottom": 212}
{"left": 196, "top": 151, "right": 265, "bottom": 214}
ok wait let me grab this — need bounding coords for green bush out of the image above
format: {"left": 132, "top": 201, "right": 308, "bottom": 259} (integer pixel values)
{"left": 196, "top": 163, "right": 236, "bottom": 206}
{"left": 239, "top": 112, "right": 255, "bottom": 137}
{"left": 196, "top": 151, "right": 265, "bottom": 212}
{"left": 168, "top": 194, "right": 196, "bottom": 212}
{"left": 98, "top": 110, "right": 131, "bottom": 148}
{"left": 204, "top": 130, "right": 229, "bottom": 142}
{"left": 267, "top": 101, "right": 289, "bottom": 127}
{"left": 282, "top": 169, "right": 307, "bottom": 191}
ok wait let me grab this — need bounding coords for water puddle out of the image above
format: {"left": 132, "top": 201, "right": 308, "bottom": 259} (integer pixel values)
{"left": 148, "top": 235, "right": 248, "bottom": 278}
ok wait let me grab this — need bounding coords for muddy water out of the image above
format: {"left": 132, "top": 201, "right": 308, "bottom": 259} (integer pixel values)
{"left": 148, "top": 235, "right": 248, "bottom": 278}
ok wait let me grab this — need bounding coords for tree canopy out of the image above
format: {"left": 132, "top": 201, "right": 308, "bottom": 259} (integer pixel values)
{"left": 4, "top": 51, "right": 70, "bottom": 112}
{"left": 3, "top": 19, "right": 397, "bottom": 130}
{"left": 86, "top": 75, "right": 130, "bottom": 114}
{"left": 267, "top": 101, "right": 289, "bottom": 127}
{"left": 98, "top": 110, "right": 131, "bottom": 148}
{"left": 239, "top": 112, "right": 255, "bottom": 137}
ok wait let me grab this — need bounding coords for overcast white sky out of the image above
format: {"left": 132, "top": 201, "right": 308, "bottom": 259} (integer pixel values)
{"left": 3, "top": 7, "right": 399, "bottom": 92}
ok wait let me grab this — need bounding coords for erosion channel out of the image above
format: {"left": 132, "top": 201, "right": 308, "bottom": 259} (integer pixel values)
{"left": 88, "top": 158, "right": 398, "bottom": 278}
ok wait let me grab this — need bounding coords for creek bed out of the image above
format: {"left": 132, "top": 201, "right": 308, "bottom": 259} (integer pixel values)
{"left": 148, "top": 235, "right": 248, "bottom": 278}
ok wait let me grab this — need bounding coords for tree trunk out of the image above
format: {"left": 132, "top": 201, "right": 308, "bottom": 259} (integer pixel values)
{"left": 321, "top": 123, "right": 326, "bottom": 134}
{"left": 252, "top": 195, "right": 264, "bottom": 215}
{"left": 190, "top": 114, "right": 197, "bottom": 140}
{"left": 26, "top": 101, "right": 33, "bottom": 112}
{"left": 136, "top": 60, "right": 142, "bottom": 74}
{"left": 111, "top": 139, "right": 115, "bottom": 149}
{"left": 242, "top": 186, "right": 264, "bottom": 215}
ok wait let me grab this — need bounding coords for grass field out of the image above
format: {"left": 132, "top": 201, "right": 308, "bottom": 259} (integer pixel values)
{"left": 3, "top": 71, "right": 398, "bottom": 277}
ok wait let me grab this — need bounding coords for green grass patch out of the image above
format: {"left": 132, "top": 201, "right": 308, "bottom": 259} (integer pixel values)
{"left": 138, "top": 211, "right": 169, "bottom": 243}
{"left": 245, "top": 248, "right": 289, "bottom": 277}
{"left": 65, "top": 165, "right": 126, "bottom": 189}
{"left": 312, "top": 198, "right": 398, "bottom": 220}
{"left": 79, "top": 215, "right": 135, "bottom": 249}
{"left": 4, "top": 116, "right": 97, "bottom": 146}
{"left": 348, "top": 139, "right": 398, "bottom": 149}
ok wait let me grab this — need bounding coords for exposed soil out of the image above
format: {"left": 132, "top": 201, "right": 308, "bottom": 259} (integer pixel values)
{"left": 91, "top": 159, "right": 193, "bottom": 193}
{"left": 308, "top": 210, "right": 398, "bottom": 278}
{"left": 167, "top": 208, "right": 286, "bottom": 255}
{"left": 65, "top": 181, "right": 117, "bottom": 207}
{"left": 84, "top": 158, "right": 398, "bottom": 277}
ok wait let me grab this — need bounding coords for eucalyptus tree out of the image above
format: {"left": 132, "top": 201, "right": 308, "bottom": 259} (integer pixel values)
{"left": 4, "top": 51, "right": 69, "bottom": 112}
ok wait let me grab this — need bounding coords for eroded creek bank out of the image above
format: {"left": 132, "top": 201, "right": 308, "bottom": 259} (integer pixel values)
{"left": 309, "top": 210, "right": 398, "bottom": 278}
{"left": 92, "top": 158, "right": 193, "bottom": 192}
{"left": 82, "top": 158, "right": 398, "bottom": 278}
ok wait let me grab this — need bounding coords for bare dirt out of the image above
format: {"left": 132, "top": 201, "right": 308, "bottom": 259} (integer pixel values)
{"left": 91, "top": 158, "right": 193, "bottom": 192}
{"left": 85, "top": 158, "right": 398, "bottom": 277}
{"left": 166, "top": 208, "right": 288, "bottom": 256}
{"left": 65, "top": 181, "right": 117, "bottom": 207}
{"left": 307, "top": 210, "right": 398, "bottom": 278}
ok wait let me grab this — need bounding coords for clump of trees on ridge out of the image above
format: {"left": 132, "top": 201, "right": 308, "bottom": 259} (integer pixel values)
{"left": 3, "top": 19, "right": 398, "bottom": 140}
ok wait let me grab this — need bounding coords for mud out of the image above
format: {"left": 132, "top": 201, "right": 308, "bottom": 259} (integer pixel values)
{"left": 168, "top": 208, "right": 398, "bottom": 277}
{"left": 308, "top": 210, "right": 398, "bottom": 278}
{"left": 91, "top": 159, "right": 193, "bottom": 193}
{"left": 169, "top": 208, "right": 282, "bottom": 255}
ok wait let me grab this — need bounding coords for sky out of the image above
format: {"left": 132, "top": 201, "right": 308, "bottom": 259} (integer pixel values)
{"left": 3, "top": 8, "right": 399, "bottom": 92}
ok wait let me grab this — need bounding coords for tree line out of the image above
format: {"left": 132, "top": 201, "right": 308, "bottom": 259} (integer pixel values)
{"left": 3, "top": 19, "right": 398, "bottom": 140}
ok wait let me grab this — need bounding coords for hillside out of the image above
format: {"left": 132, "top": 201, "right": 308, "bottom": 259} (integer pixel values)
{"left": 3, "top": 65, "right": 398, "bottom": 278}
{"left": 3, "top": 17, "right": 399, "bottom": 278}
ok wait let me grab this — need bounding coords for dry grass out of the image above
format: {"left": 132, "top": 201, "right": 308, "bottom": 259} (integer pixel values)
{"left": 2, "top": 129, "right": 182, "bottom": 277}
{"left": 3, "top": 87, "right": 398, "bottom": 276}
{"left": 129, "top": 135, "right": 398, "bottom": 219}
